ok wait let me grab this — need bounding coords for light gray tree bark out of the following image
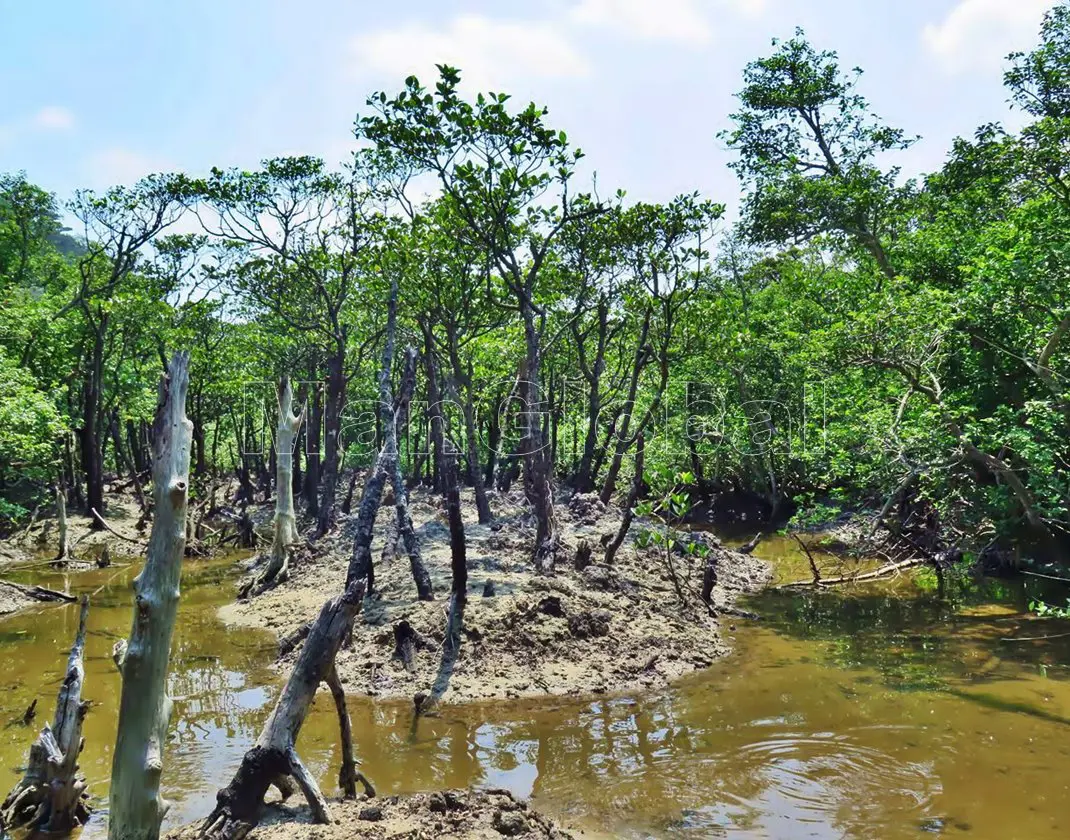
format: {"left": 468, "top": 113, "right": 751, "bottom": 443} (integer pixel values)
{"left": 109, "top": 351, "right": 192, "bottom": 840}
{"left": 1, "top": 597, "right": 91, "bottom": 833}
{"left": 249, "top": 377, "right": 305, "bottom": 594}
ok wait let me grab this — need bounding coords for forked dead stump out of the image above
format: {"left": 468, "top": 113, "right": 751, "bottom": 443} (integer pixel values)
{"left": 248, "top": 377, "right": 305, "bottom": 598}
{"left": 201, "top": 580, "right": 368, "bottom": 840}
{"left": 2, "top": 597, "right": 92, "bottom": 834}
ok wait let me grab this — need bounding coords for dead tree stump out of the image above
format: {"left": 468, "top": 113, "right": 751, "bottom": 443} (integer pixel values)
{"left": 1, "top": 597, "right": 91, "bottom": 834}
{"left": 201, "top": 580, "right": 368, "bottom": 840}
{"left": 249, "top": 377, "right": 305, "bottom": 596}
{"left": 109, "top": 351, "right": 193, "bottom": 840}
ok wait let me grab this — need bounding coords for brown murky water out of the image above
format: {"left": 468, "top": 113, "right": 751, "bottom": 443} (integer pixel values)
{"left": 2, "top": 540, "right": 1070, "bottom": 839}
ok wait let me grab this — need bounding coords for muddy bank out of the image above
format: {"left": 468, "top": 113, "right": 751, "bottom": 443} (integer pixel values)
{"left": 5, "top": 491, "right": 147, "bottom": 568}
{"left": 0, "top": 580, "right": 35, "bottom": 615}
{"left": 222, "top": 486, "right": 770, "bottom": 705}
{"left": 167, "top": 789, "right": 583, "bottom": 840}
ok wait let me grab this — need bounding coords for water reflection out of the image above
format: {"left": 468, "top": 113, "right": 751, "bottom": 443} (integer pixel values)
{"left": 1, "top": 549, "right": 1069, "bottom": 839}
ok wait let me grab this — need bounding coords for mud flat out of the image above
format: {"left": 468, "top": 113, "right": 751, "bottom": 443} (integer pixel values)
{"left": 222, "top": 486, "right": 770, "bottom": 705}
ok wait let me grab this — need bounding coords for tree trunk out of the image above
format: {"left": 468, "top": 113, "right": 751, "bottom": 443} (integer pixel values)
{"left": 82, "top": 330, "right": 106, "bottom": 528}
{"left": 346, "top": 281, "right": 408, "bottom": 594}
{"left": 600, "top": 308, "right": 652, "bottom": 504}
{"left": 446, "top": 328, "right": 492, "bottom": 523}
{"left": 54, "top": 482, "right": 73, "bottom": 565}
{"left": 415, "top": 443, "right": 467, "bottom": 716}
{"left": 2, "top": 597, "right": 92, "bottom": 834}
{"left": 390, "top": 347, "right": 433, "bottom": 601}
{"left": 604, "top": 434, "right": 645, "bottom": 565}
{"left": 200, "top": 580, "right": 368, "bottom": 840}
{"left": 251, "top": 378, "right": 304, "bottom": 594}
{"left": 303, "top": 353, "right": 321, "bottom": 517}
{"left": 315, "top": 340, "right": 346, "bottom": 537}
{"left": 111, "top": 413, "right": 148, "bottom": 512}
{"left": 519, "top": 310, "right": 558, "bottom": 574}
{"left": 109, "top": 351, "right": 193, "bottom": 840}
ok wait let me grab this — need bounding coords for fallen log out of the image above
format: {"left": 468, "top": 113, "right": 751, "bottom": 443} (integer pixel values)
{"left": 0, "top": 579, "right": 77, "bottom": 603}
{"left": 201, "top": 580, "right": 369, "bottom": 840}
{"left": 90, "top": 508, "right": 148, "bottom": 548}
{"left": 1, "top": 597, "right": 92, "bottom": 834}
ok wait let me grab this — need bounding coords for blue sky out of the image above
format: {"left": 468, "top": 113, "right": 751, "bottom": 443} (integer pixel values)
{"left": 0, "top": 0, "right": 1056, "bottom": 214}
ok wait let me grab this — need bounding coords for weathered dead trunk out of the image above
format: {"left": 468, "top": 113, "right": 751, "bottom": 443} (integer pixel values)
{"left": 251, "top": 378, "right": 305, "bottom": 594}
{"left": 200, "top": 580, "right": 368, "bottom": 840}
{"left": 109, "top": 351, "right": 193, "bottom": 840}
{"left": 2, "top": 597, "right": 92, "bottom": 834}
{"left": 604, "top": 434, "right": 645, "bottom": 566}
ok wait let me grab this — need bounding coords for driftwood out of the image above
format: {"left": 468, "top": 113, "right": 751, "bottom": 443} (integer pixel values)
{"left": 0, "top": 579, "right": 77, "bottom": 603}
{"left": 776, "top": 555, "right": 928, "bottom": 589}
{"left": 2, "top": 597, "right": 92, "bottom": 834}
{"left": 201, "top": 580, "right": 369, "bottom": 840}
{"left": 90, "top": 508, "right": 148, "bottom": 548}
{"left": 110, "top": 351, "right": 193, "bottom": 840}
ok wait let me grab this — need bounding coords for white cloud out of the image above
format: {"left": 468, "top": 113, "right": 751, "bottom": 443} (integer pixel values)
{"left": 350, "top": 14, "right": 589, "bottom": 91}
{"left": 570, "top": 0, "right": 711, "bottom": 44}
{"left": 32, "top": 106, "right": 75, "bottom": 131}
{"left": 568, "top": 0, "right": 765, "bottom": 45}
{"left": 86, "top": 148, "right": 173, "bottom": 188}
{"left": 922, "top": 0, "right": 1051, "bottom": 74}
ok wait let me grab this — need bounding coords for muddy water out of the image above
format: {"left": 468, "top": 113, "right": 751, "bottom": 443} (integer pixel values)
{"left": 1, "top": 542, "right": 1069, "bottom": 839}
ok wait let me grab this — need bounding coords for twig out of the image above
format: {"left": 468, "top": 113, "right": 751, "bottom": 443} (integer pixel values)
{"left": 1000, "top": 632, "right": 1070, "bottom": 642}
{"left": 791, "top": 533, "right": 821, "bottom": 584}
{"left": 1023, "top": 570, "right": 1070, "bottom": 583}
